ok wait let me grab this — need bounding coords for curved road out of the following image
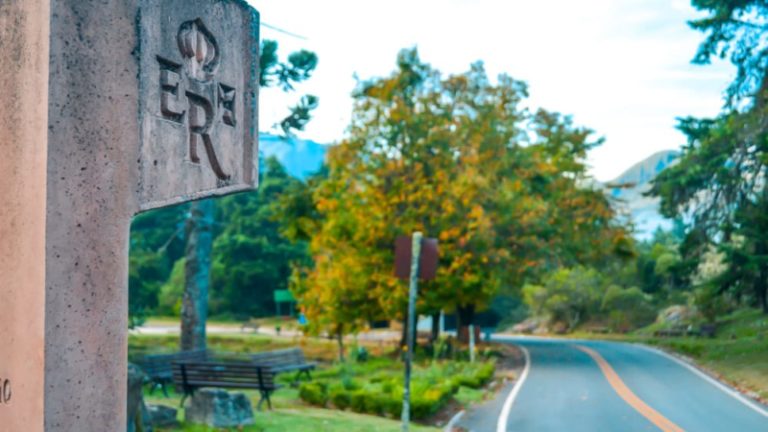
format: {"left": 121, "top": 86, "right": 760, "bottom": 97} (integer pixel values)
{"left": 494, "top": 336, "right": 768, "bottom": 431}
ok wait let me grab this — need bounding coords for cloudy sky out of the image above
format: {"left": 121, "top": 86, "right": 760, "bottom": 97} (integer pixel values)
{"left": 247, "top": 0, "right": 734, "bottom": 181}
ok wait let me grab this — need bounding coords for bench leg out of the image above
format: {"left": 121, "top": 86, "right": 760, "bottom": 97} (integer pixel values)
{"left": 161, "top": 381, "right": 169, "bottom": 398}
{"left": 258, "top": 391, "right": 273, "bottom": 411}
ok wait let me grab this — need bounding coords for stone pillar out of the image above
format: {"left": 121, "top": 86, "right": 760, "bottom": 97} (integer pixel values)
{"left": 0, "top": 1, "right": 259, "bottom": 430}
{"left": 0, "top": 1, "right": 51, "bottom": 431}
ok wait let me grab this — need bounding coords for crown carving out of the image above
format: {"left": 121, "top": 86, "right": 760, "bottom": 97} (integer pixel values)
{"left": 177, "top": 19, "right": 219, "bottom": 82}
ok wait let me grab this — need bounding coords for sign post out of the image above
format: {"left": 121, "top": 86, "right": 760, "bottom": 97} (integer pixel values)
{"left": 469, "top": 324, "right": 476, "bottom": 363}
{"left": 395, "top": 233, "right": 438, "bottom": 432}
{"left": 401, "top": 232, "right": 422, "bottom": 432}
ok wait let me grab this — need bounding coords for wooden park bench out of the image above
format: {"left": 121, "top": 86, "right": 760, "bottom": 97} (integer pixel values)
{"left": 171, "top": 360, "right": 281, "bottom": 410}
{"left": 137, "top": 348, "right": 209, "bottom": 397}
{"left": 699, "top": 323, "right": 717, "bottom": 338}
{"left": 251, "top": 348, "right": 316, "bottom": 383}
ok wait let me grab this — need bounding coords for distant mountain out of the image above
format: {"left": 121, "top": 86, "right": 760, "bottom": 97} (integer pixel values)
{"left": 259, "top": 133, "right": 328, "bottom": 180}
{"left": 605, "top": 150, "right": 680, "bottom": 238}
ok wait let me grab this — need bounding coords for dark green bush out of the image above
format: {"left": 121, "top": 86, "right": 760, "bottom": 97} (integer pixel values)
{"left": 329, "top": 386, "right": 351, "bottom": 410}
{"left": 302, "top": 357, "right": 496, "bottom": 420}
{"left": 299, "top": 382, "right": 328, "bottom": 407}
{"left": 382, "top": 394, "right": 402, "bottom": 418}
{"left": 363, "top": 391, "right": 385, "bottom": 414}
{"left": 410, "top": 388, "right": 443, "bottom": 418}
{"left": 341, "top": 376, "right": 361, "bottom": 391}
{"left": 353, "top": 346, "right": 370, "bottom": 362}
{"left": 454, "top": 362, "right": 495, "bottom": 388}
{"left": 380, "top": 379, "right": 396, "bottom": 394}
{"left": 350, "top": 390, "right": 368, "bottom": 413}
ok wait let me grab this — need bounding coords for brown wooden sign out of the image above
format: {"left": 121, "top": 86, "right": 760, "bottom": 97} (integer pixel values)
{"left": 395, "top": 236, "right": 439, "bottom": 280}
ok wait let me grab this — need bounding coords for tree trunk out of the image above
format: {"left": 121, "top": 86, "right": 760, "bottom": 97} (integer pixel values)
{"left": 181, "top": 199, "right": 214, "bottom": 351}
{"left": 756, "top": 237, "right": 768, "bottom": 314}
{"left": 336, "top": 325, "right": 345, "bottom": 362}
{"left": 430, "top": 312, "right": 440, "bottom": 342}
{"left": 457, "top": 304, "right": 476, "bottom": 343}
{"left": 758, "top": 265, "right": 768, "bottom": 314}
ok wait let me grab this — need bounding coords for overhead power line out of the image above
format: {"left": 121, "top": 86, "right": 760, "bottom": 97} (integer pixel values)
{"left": 261, "top": 22, "right": 308, "bottom": 41}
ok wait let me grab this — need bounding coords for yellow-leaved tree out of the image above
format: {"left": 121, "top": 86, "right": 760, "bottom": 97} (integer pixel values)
{"left": 281, "top": 49, "right": 631, "bottom": 352}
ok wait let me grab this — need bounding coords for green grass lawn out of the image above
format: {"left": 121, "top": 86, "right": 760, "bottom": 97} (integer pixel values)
{"left": 162, "top": 409, "right": 439, "bottom": 432}
{"left": 147, "top": 388, "right": 439, "bottom": 432}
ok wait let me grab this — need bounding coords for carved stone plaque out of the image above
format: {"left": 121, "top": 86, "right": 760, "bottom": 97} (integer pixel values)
{"left": 137, "top": 0, "right": 259, "bottom": 210}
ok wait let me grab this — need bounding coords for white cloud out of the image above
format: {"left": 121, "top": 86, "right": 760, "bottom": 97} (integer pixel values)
{"left": 248, "top": 0, "right": 733, "bottom": 181}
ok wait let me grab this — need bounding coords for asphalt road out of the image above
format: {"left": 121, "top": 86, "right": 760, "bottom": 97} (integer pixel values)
{"left": 494, "top": 336, "right": 768, "bottom": 432}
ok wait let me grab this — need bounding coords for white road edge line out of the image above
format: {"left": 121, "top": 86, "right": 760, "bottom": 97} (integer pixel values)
{"left": 635, "top": 343, "right": 768, "bottom": 419}
{"left": 496, "top": 345, "right": 531, "bottom": 432}
{"left": 443, "top": 410, "right": 464, "bottom": 432}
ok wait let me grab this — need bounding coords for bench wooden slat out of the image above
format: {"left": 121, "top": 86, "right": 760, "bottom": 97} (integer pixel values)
{"left": 137, "top": 349, "right": 210, "bottom": 396}
{"left": 171, "top": 360, "right": 281, "bottom": 410}
{"left": 250, "top": 348, "right": 315, "bottom": 381}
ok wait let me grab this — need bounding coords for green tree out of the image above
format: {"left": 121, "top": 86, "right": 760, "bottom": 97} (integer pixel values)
{"left": 689, "top": 0, "right": 768, "bottom": 104}
{"left": 522, "top": 267, "right": 604, "bottom": 331}
{"left": 286, "top": 49, "right": 631, "bottom": 343}
{"left": 128, "top": 204, "right": 188, "bottom": 327}
{"left": 178, "top": 39, "right": 318, "bottom": 344}
{"left": 601, "top": 285, "right": 655, "bottom": 332}
{"left": 650, "top": 106, "right": 768, "bottom": 312}
{"left": 648, "top": 2, "right": 768, "bottom": 313}
{"left": 210, "top": 157, "right": 310, "bottom": 318}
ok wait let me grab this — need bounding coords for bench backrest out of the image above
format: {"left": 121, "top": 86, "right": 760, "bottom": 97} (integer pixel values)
{"left": 251, "top": 348, "right": 306, "bottom": 367}
{"left": 171, "top": 361, "right": 277, "bottom": 391}
{"left": 139, "top": 349, "right": 209, "bottom": 378}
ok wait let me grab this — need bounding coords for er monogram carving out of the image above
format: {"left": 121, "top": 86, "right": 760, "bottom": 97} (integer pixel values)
{"left": 157, "top": 19, "right": 235, "bottom": 181}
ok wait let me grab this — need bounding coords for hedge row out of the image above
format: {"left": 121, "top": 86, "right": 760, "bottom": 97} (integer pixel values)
{"left": 299, "top": 360, "right": 495, "bottom": 419}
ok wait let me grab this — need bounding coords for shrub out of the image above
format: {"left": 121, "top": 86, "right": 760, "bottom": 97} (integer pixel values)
{"left": 382, "top": 394, "right": 402, "bottom": 418}
{"left": 353, "top": 345, "right": 369, "bottom": 362}
{"left": 299, "top": 382, "right": 328, "bottom": 407}
{"left": 350, "top": 390, "right": 368, "bottom": 413}
{"left": 411, "top": 387, "right": 445, "bottom": 419}
{"left": 453, "top": 362, "right": 495, "bottom": 389}
{"left": 329, "top": 386, "right": 351, "bottom": 410}
{"left": 363, "top": 390, "right": 384, "bottom": 414}
{"left": 341, "top": 376, "right": 361, "bottom": 391}
{"left": 380, "top": 379, "right": 396, "bottom": 394}
{"left": 601, "top": 286, "right": 656, "bottom": 331}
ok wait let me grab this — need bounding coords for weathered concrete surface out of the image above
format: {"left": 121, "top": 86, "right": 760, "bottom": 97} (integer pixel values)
{"left": 137, "top": 0, "right": 260, "bottom": 210}
{"left": 0, "top": 1, "right": 50, "bottom": 430}
{"left": 0, "top": 1, "right": 259, "bottom": 430}
{"left": 44, "top": 2, "right": 141, "bottom": 429}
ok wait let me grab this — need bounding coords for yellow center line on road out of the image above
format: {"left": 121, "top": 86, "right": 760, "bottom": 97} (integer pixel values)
{"left": 574, "top": 345, "right": 686, "bottom": 432}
